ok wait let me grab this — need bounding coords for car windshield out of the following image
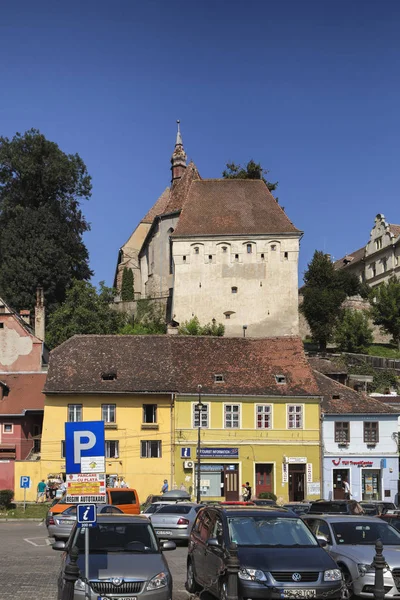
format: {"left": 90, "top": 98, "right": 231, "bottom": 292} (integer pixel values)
{"left": 331, "top": 521, "right": 400, "bottom": 545}
{"left": 227, "top": 516, "right": 318, "bottom": 547}
{"left": 156, "top": 505, "right": 192, "bottom": 514}
{"left": 144, "top": 504, "right": 169, "bottom": 514}
{"left": 72, "top": 522, "right": 159, "bottom": 553}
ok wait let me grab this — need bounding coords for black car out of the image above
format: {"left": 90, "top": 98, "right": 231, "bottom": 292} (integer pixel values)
{"left": 186, "top": 505, "right": 343, "bottom": 600}
{"left": 307, "top": 501, "right": 356, "bottom": 515}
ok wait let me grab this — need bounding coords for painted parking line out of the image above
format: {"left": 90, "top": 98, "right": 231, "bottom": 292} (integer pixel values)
{"left": 24, "top": 537, "right": 52, "bottom": 547}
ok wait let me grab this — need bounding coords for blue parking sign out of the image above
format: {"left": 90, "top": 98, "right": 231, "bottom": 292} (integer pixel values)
{"left": 65, "top": 421, "right": 105, "bottom": 474}
{"left": 20, "top": 476, "right": 30, "bottom": 489}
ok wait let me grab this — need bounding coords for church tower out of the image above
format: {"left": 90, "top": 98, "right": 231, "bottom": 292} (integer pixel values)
{"left": 171, "top": 120, "right": 187, "bottom": 185}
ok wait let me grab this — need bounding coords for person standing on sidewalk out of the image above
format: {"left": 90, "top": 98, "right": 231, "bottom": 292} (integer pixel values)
{"left": 36, "top": 479, "right": 46, "bottom": 503}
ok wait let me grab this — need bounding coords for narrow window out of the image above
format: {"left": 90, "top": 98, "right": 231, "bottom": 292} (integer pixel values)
{"left": 194, "top": 247, "right": 199, "bottom": 254}
{"left": 143, "top": 404, "right": 157, "bottom": 423}
{"left": 106, "top": 440, "right": 119, "bottom": 458}
{"left": 235, "top": 254, "right": 239, "bottom": 261}
{"left": 287, "top": 405, "right": 303, "bottom": 429}
{"left": 261, "top": 253, "right": 265, "bottom": 260}
{"left": 183, "top": 255, "right": 186, "bottom": 262}
{"left": 102, "top": 404, "right": 116, "bottom": 423}
{"left": 271, "top": 245, "right": 277, "bottom": 251}
{"left": 193, "top": 403, "right": 209, "bottom": 428}
{"left": 382, "top": 258, "right": 387, "bottom": 272}
{"left": 208, "top": 255, "right": 213, "bottom": 262}
{"left": 222, "top": 246, "right": 227, "bottom": 253}
{"left": 371, "top": 263, "right": 376, "bottom": 277}
{"left": 0, "top": 323, "right": 3, "bottom": 329}
{"left": 335, "top": 422, "right": 350, "bottom": 443}
{"left": 141, "top": 440, "right": 162, "bottom": 458}
{"left": 256, "top": 405, "right": 272, "bottom": 429}
{"left": 231, "top": 286, "right": 238, "bottom": 294}
{"left": 364, "top": 422, "right": 379, "bottom": 444}
{"left": 68, "top": 404, "right": 82, "bottom": 423}
{"left": 376, "top": 237, "right": 382, "bottom": 250}
{"left": 284, "top": 252, "right": 288, "bottom": 259}
{"left": 224, "top": 404, "right": 240, "bottom": 428}
{"left": 247, "top": 244, "right": 252, "bottom": 254}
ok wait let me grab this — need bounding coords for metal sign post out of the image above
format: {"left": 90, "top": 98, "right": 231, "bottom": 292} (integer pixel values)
{"left": 85, "top": 527, "right": 89, "bottom": 600}
{"left": 77, "top": 504, "right": 97, "bottom": 600}
{"left": 20, "top": 476, "right": 30, "bottom": 512}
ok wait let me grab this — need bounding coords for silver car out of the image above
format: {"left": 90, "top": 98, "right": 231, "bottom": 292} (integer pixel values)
{"left": 147, "top": 502, "right": 201, "bottom": 541}
{"left": 304, "top": 514, "right": 400, "bottom": 598}
{"left": 53, "top": 514, "right": 175, "bottom": 600}
{"left": 47, "top": 504, "right": 123, "bottom": 540}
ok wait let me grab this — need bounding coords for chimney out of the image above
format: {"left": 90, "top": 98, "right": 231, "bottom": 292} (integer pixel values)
{"left": 34, "top": 286, "right": 45, "bottom": 341}
{"left": 19, "top": 310, "right": 31, "bottom": 326}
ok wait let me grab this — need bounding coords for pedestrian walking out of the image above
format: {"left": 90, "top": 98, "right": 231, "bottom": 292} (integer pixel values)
{"left": 342, "top": 477, "right": 351, "bottom": 500}
{"left": 119, "top": 477, "right": 129, "bottom": 488}
{"left": 161, "top": 479, "right": 168, "bottom": 493}
{"left": 242, "top": 482, "right": 252, "bottom": 501}
{"left": 36, "top": 479, "right": 47, "bottom": 503}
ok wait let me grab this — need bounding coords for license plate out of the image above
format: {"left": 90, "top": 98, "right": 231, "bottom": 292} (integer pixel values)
{"left": 282, "top": 590, "right": 316, "bottom": 599}
{"left": 58, "top": 519, "right": 71, "bottom": 525}
{"left": 98, "top": 597, "right": 137, "bottom": 600}
{"left": 156, "top": 530, "right": 172, "bottom": 535}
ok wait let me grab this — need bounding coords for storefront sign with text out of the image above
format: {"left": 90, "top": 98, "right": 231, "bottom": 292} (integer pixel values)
{"left": 332, "top": 458, "right": 373, "bottom": 467}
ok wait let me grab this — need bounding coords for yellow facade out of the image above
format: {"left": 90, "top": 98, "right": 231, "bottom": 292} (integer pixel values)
{"left": 173, "top": 395, "right": 321, "bottom": 503}
{"left": 15, "top": 393, "right": 173, "bottom": 503}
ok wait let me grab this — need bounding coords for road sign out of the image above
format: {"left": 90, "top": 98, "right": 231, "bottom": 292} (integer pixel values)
{"left": 66, "top": 473, "right": 106, "bottom": 504}
{"left": 65, "top": 421, "right": 105, "bottom": 474}
{"left": 20, "top": 476, "right": 30, "bottom": 489}
{"left": 181, "top": 447, "right": 191, "bottom": 459}
{"left": 77, "top": 504, "right": 97, "bottom": 528}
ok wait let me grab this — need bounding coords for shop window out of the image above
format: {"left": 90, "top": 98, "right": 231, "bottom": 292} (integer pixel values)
{"left": 68, "top": 404, "right": 82, "bottom": 423}
{"left": 102, "top": 404, "right": 116, "bottom": 423}
{"left": 256, "top": 405, "right": 272, "bottom": 429}
{"left": 106, "top": 440, "right": 119, "bottom": 458}
{"left": 364, "top": 421, "right": 379, "bottom": 444}
{"left": 287, "top": 405, "right": 303, "bottom": 429}
{"left": 335, "top": 421, "right": 350, "bottom": 443}
{"left": 141, "top": 440, "right": 162, "bottom": 458}
{"left": 224, "top": 404, "right": 240, "bottom": 428}
{"left": 193, "top": 403, "right": 209, "bottom": 428}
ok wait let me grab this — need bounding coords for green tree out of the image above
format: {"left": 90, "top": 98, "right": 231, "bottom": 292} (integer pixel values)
{"left": 119, "top": 299, "right": 166, "bottom": 335}
{"left": 120, "top": 267, "right": 134, "bottom": 301}
{"left": 46, "top": 280, "right": 126, "bottom": 348}
{"left": 222, "top": 160, "right": 278, "bottom": 193}
{"left": 369, "top": 276, "right": 400, "bottom": 350}
{"left": 178, "top": 316, "right": 225, "bottom": 336}
{"left": 300, "top": 251, "right": 361, "bottom": 351}
{"left": 0, "top": 129, "right": 92, "bottom": 314}
{"left": 334, "top": 309, "right": 373, "bottom": 353}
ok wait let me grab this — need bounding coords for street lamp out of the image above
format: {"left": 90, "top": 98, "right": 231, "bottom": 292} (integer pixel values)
{"left": 195, "top": 384, "right": 204, "bottom": 504}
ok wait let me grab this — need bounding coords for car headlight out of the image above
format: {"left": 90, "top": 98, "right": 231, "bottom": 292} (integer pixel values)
{"left": 358, "top": 564, "right": 374, "bottom": 576}
{"left": 238, "top": 568, "right": 267, "bottom": 582}
{"left": 74, "top": 578, "right": 86, "bottom": 591}
{"left": 147, "top": 572, "right": 168, "bottom": 590}
{"left": 324, "top": 569, "right": 342, "bottom": 581}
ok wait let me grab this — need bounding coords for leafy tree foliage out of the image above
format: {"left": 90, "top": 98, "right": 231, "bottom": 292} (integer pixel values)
{"left": 120, "top": 267, "right": 134, "bottom": 301}
{"left": 369, "top": 276, "right": 400, "bottom": 350}
{"left": 46, "top": 280, "right": 126, "bottom": 348}
{"left": 119, "top": 299, "right": 166, "bottom": 334}
{"left": 300, "top": 251, "right": 361, "bottom": 351}
{"left": 334, "top": 309, "right": 373, "bottom": 353}
{"left": 0, "top": 129, "right": 92, "bottom": 313}
{"left": 222, "top": 160, "right": 278, "bottom": 193}
{"left": 178, "top": 316, "right": 225, "bottom": 336}
{"left": 334, "top": 355, "right": 398, "bottom": 394}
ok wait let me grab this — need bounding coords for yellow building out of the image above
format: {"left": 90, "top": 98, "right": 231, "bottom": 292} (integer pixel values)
{"left": 15, "top": 335, "right": 322, "bottom": 504}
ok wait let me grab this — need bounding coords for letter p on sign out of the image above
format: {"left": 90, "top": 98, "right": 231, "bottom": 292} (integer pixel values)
{"left": 74, "top": 431, "right": 96, "bottom": 464}
{"left": 65, "top": 421, "right": 105, "bottom": 474}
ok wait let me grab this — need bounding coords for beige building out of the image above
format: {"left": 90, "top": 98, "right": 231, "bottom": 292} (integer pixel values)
{"left": 115, "top": 124, "right": 302, "bottom": 337}
{"left": 334, "top": 214, "right": 400, "bottom": 287}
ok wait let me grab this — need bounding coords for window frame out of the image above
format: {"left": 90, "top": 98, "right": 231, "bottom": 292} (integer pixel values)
{"left": 364, "top": 421, "right": 379, "bottom": 444}
{"left": 224, "top": 403, "right": 241, "bottom": 429}
{"left": 287, "top": 404, "right": 303, "bottom": 430}
{"left": 140, "top": 440, "right": 162, "bottom": 458}
{"left": 255, "top": 404, "right": 272, "bottom": 430}
{"left": 192, "top": 402, "right": 210, "bottom": 429}
{"left": 143, "top": 404, "right": 157, "bottom": 424}
{"left": 335, "top": 421, "right": 350, "bottom": 443}
{"left": 68, "top": 404, "right": 82, "bottom": 423}
{"left": 3, "top": 423, "right": 13, "bottom": 434}
{"left": 102, "top": 404, "right": 116, "bottom": 423}
{"left": 105, "top": 440, "right": 119, "bottom": 458}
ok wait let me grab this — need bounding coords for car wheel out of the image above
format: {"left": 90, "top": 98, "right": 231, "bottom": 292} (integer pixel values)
{"left": 186, "top": 559, "right": 200, "bottom": 593}
{"left": 340, "top": 566, "right": 353, "bottom": 599}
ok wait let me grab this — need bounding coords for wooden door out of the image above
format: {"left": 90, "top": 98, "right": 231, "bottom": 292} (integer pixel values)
{"left": 224, "top": 466, "right": 239, "bottom": 500}
{"left": 256, "top": 464, "right": 273, "bottom": 497}
{"left": 289, "top": 465, "right": 305, "bottom": 501}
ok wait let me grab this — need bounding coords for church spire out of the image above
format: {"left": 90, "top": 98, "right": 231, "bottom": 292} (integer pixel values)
{"left": 171, "top": 119, "right": 187, "bottom": 185}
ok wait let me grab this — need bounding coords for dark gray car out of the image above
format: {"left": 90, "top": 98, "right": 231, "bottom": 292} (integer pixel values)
{"left": 53, "top": 514, "right": 175, "bottom": 600}
{"left": 187, "top": 506, "right": 344, "bottom": 600}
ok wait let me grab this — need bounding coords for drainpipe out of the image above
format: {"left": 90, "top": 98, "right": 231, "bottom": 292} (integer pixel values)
{"left": 170, "top": 394, "right": 175, "bottom": 488}
{"left": 319, "top": 400, "right": 324, "bottom": 500}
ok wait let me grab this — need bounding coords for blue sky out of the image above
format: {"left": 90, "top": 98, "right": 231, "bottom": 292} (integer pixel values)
{"left": 1, "top": 0, "right": 399, "bottom": 286}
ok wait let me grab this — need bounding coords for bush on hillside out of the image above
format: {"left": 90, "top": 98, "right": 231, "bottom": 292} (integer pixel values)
{"left": 0, "top": 489, "right": 14, "bottom": 508}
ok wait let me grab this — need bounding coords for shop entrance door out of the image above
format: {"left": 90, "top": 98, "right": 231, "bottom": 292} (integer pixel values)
{"left": 256, "top": 464, "right": 273, "bottom": 497}
{"left": 224, "top": 465, "right": 239, "bottom": 501}
{"left": 333, "top": 469, "right": 349, "bottom": 500}
{"left": 289, "top": 464, "right": 305, "bottom": 501}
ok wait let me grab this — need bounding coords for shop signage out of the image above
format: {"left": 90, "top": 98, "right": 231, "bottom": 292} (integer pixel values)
{"left": 285, "top": 457, "right": 307, "bottom": 464}
{"left": 307, "top": 482, "right": 320, "bottom": 496}
{"left": 282, "top": 463, "right": 288, "bottom": 483}
{"left": 66, "top": 473, "right": 106, "bottom": 503}
{"left": 307, "top": 463, "right": 313, "bottom": 483}
{"left": 197, "top": 447, "right": 239, "bottom": 458}
{"left": 332, "top": 458, "right": 373, "bottom": 467}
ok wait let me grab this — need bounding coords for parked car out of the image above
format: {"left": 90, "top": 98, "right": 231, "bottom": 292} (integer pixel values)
{"left": 187, "top": 505, "right": 343, "bottom": 600}
{"left": 148, "top": 502, "right": 202, "bottom": 541}
{"left": 53, "top": 513, "right": 176, "bottom": 600}
{"left": 252, "top": 499, "right": 278, "bottom": 507}
{"left": 379, "top": 513, "right": 400, "bottom": 532}
{"left": 303, "top": 514, "right": 400, "bottom": 598}
{"left": 142, "top": 490, "right": 192, "bottom": 512}
{"left": 47, "top": 504, "right": 123, "bottom": 540}
{"left": 46, "top": 487, "right": 140, "bottom": 525}
{"left": 307, "top": 500, "right": 361, "bottom": 515}
{"left": 283, "top": 502, "right": 311, "bottom": 515}
{"left": 360, "top": 501, "right": 397, "bottom": 515}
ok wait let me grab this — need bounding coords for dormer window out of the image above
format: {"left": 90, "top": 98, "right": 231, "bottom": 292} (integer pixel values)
{"left": 102, "top": 372, "right": 117, "bottom": 381}
{"left": 214, "top": 374, "right": 224, "bottom": 383}
{"left": 275, "top": 374, "right": 286, "bottom": 384}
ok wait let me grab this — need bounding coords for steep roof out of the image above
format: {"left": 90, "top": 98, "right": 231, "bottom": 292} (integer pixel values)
{"left": 44, "top": 335, "right": 319, "bottom": 397}
{"left": 141, "top": 188, "right": 170, "bottom": 224}
{"left": 163, "top": 161, "right": 200, "bottom": 214}
{"left": 314, "top": 371, "right": 398, "bottom": 415}
{"left": 334, "top": 246, "right": 365, "bottom": 270}
{"left": 0, "top": 373, "right": 46, "bottom": 415}
{"left": 172, "top": 179, "right": 301, "bottom": 237}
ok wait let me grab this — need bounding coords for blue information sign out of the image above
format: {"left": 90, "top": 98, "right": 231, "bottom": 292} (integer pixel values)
{"left": 197, "top": 447, "right": 239, "bottom": 459}
{"left": 181, "top": 447, "right": 191, "bottom": 458}
{"left": 77, "top": 504, "right": 97, "bottom": 528}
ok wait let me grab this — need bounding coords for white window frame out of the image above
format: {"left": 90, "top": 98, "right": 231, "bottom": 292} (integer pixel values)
{"left": 102, "top": 404, "right": 116, "bottom": 423}
{"left": 141, "top": 440, "right": 162, "bottom": 458}
{"left": 192, "top": 402, "right": 210, "bottom": 429}
{"left": 3, "top": 423, "right": 13, "bottom": 434}
{"left": 287, "top": 404, "right": 303, "bottom": 429}
{"left": 224, "top": 403, "right": 241, "bottom": 429}
{"left": 68, "top": 404, "right": 82, "bottom": 422}
{"left": 255, "top": 404, "right": 272, "bottom": 429}
{"left": 105, "top": 440, "right": 119, "bottom": 458}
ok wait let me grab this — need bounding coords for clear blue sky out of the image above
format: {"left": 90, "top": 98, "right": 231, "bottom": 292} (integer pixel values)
{"left": 1, "top": 0, "right": 399, "bottom": 286}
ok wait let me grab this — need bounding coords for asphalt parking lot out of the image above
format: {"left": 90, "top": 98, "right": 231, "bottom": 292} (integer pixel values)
{"left": 0, "top": 520, "right": 189, "bottom": 600}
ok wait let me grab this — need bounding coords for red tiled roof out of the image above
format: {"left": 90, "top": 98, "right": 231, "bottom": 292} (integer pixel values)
{"left": 308, "top": 357, "right": 347, "bottom": 375}
{"left": 334, "top": 246, "right": 365, "bottom": 270}
{"left": 173, "top": 179, "right": 300, "bottom": 237}
{"left": 0, "top": 373, "right": 46, "bottom": 415}
{"left": 390, "top": 224, "right": 400, "bottom": 238}
{"left": 141, "top": 188, "right": 170, "bottom": 224}
{"left": 314, "top": 371, "right": 398, "bottom": 414}
{"left": 163, "top": 161, "right": 200, "bottom": 214}
{"left": 45, "top": 335, "right": 319, "bottom": 397}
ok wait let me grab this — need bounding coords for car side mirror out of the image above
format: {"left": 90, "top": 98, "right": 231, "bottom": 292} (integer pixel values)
{"left": 161, "top": 541, "right": 176, "bottom": 551}
{"left": 317, "top": 536, "right": 328, "bottom": 547}
{"left": 52, "top": 541, "right": 66, "bottom": 551}
{"left": 207, "top": 537, "right": 220, "bottom": 547}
